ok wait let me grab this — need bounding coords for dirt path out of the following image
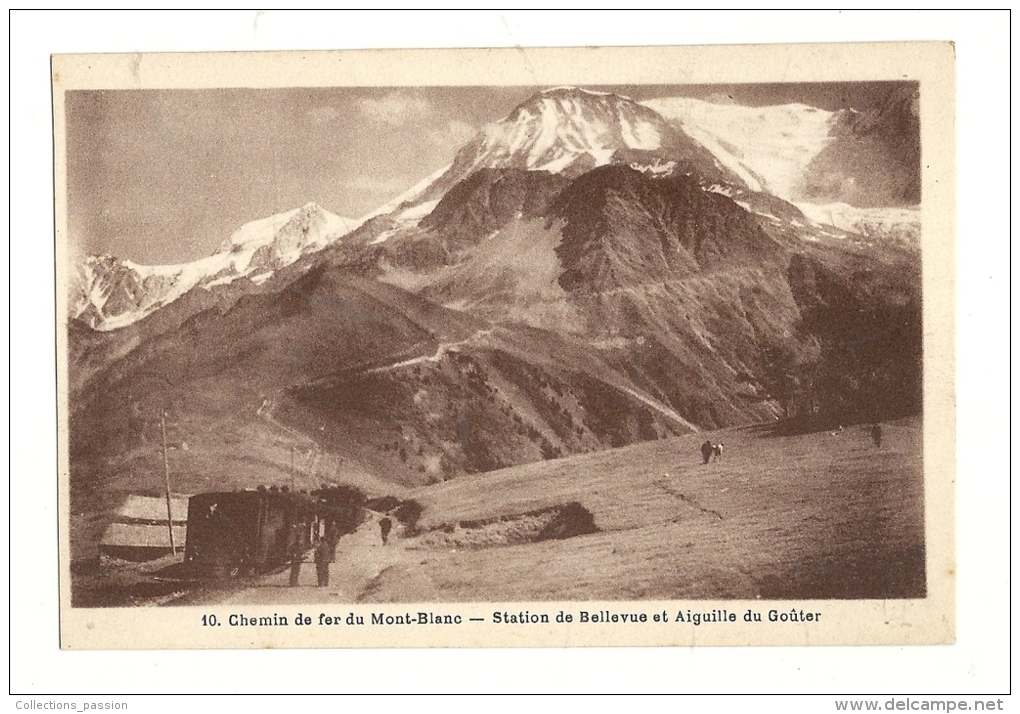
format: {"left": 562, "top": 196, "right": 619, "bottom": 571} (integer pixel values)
{"left": 364, "top": 328, "right": 495, "bottom": 374}
{"left": 256, "top": 396, "right": 319, "bottom": 448}
{"left": 206, "top": 518, "right": 421, "bottom": 606}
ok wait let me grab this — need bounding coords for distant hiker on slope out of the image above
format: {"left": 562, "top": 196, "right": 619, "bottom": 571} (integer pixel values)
{"left": 871, "top": 424, "right": 883, "bottom": 448}
{"left": 380, "top": 517, "right": 392, "bottom": 545}
{"left": 701, "top": 440, "right": 714, "bottom": 464}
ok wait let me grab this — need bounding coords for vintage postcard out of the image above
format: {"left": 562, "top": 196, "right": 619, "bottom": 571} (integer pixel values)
{"left": 54, "top": 42, "right": 955, "bottom": 649}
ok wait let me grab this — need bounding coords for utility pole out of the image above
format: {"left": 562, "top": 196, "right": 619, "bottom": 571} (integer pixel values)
{"left": 290, "top": 445, "right": 295, "bottom": 490}
{"left": 160, "top": 409, "right": 176, "bottom": 555}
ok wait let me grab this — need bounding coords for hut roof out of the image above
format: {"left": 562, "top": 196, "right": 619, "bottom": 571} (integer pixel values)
{"left": 101, "top": 523, "right": 187, "bottom": 549}
{"left": 116, "top": 494, "right": 190, "bottom": 523}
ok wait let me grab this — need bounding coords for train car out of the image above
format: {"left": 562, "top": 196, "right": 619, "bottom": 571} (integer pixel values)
{"left": 185, "top": 488, "right": 316, "bottom": 577}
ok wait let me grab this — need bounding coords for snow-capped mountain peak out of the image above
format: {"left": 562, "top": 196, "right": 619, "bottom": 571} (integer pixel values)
{"left": 382, "top": 86, "right": 749, "bottom": 222}
{"left": 462, "top": 86, "right": 670, "bottom": 175}
{"left": 73, "top": 203, "right": 360, "bottom": 330}
{"left": 219, "top": 202, "right": 358, "bottom": 260}
{"left": 539, "top": 86, "right": 616, "bottom": 98}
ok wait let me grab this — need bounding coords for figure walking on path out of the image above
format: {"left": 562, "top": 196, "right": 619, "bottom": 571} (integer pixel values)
{"left": 314, "top": 538, "right": 333, "bottom": 587}
{"left": 379, "top": 517, "right": 392, "bottom": 545}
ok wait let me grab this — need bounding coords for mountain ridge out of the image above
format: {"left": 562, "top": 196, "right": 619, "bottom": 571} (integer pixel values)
{"left": 71, "top": 86, "right": 919, "bottom": 334}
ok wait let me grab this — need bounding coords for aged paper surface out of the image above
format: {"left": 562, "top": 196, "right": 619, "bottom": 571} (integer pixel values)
{"left": 54, "top": 42, "right": 955, "bottom": 649}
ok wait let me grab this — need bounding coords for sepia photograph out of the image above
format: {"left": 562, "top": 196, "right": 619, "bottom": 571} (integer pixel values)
{"left": 53, "top": 42, "right": 955, "bottom": 650}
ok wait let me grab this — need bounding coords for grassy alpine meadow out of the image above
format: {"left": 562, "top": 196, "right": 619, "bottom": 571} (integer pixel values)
{"left": 188, "top": 416, "right": 922, "bottom": 606}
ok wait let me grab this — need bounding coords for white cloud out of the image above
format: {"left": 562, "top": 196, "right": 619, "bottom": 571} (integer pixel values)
{"left": 357, "top": 92, "right": 433, "bottom": 126}
{"left": 353, "top": 93, "right": 478, "bottom": 150}
{"left": 428, "top": 119, "right": 478, "bottom": 149}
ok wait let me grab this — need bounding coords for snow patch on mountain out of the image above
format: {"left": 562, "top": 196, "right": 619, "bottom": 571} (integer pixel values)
{"left": 794, "top": 202, "right": 920, "bottom": 243}
{"left": 359, "top": 164, "right": 453, "bottom": 224}
{"left": 705, "top": 183, "right": 735, "bottom": 197}
{"left": 643, "top": 96, "right": 835, "bottom": 202}
{"left": 676, "top": 122, "right": 766, "bottom": 192}
{"left": 630, "top": 160, "right": 677, "bottom": 177}
{"left": 366, "top": 199, "right": 442, "bottom": 246}
{"left": 395, "top": 199, "right": 441, "bottom": 224}
{"left": 619, "top": 109, "right": 661, "bottom": 150}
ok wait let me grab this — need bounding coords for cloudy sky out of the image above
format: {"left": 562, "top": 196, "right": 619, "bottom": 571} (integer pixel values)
{"left": 65, "top": 82, "right": 898, "bottom": 264}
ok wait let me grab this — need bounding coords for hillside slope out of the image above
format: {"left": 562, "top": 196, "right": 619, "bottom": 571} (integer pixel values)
{"left": 192, "top": 419, "right": 923, "bottom": 604}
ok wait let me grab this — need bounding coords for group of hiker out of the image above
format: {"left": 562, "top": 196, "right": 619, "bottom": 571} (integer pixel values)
{"left": 700, "top": 440, "right": 723, "bottom": 464}
{"left": 288, "top": 525, "right": 337, "bottom": 588}
{"left": 288, "top": 515, "right": 394, "bottom": 587}
{"left": 698, "top": 424, "right": 885, "bottom": 463}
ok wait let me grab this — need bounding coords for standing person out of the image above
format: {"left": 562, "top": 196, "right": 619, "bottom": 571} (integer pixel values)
{"left": 379, "top": 517, "right": 392, "bottom": 545}
{"left": 288, "top": 527, "right": 303, "bottom": 587}
{"left": 871, "top": 424, "right": 883, "bottom": 448}
{"left": 314, "top": 537, "right": 332, "bottom": 587}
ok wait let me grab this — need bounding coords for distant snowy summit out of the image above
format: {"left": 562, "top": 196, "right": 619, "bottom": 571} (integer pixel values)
{"left": 72, "top": 203, "right": 359, "bottom": 330}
